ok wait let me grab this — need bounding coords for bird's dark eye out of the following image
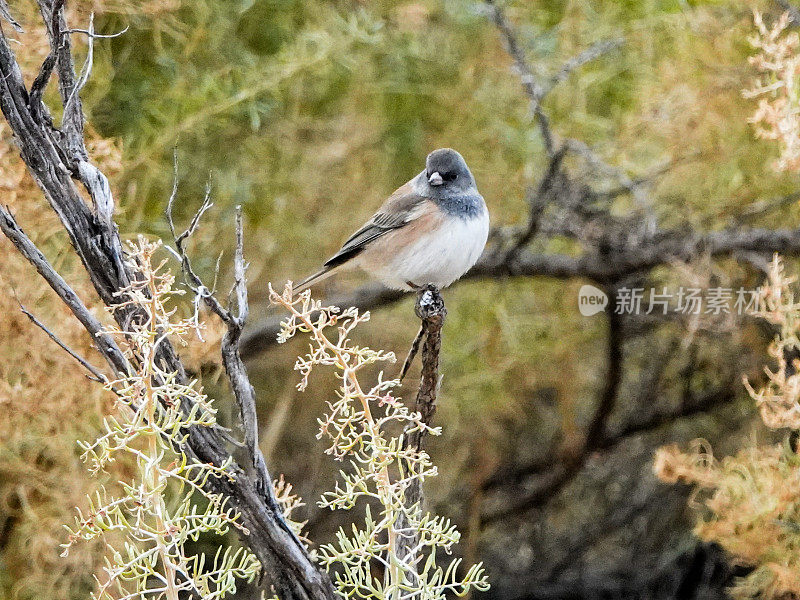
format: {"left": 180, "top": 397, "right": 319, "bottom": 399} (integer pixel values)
{"left": 443, "top": 172, "right": 457, "bottom": 182}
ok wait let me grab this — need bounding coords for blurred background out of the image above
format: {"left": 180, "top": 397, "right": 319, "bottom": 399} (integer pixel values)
{"left": 2, "top": 0, "right": 800, "bottom": 598}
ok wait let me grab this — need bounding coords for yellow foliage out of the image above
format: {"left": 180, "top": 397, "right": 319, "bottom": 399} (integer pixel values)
{"left": 745, "top": 11, "right": 800, "bottom": 172}
{"left": 655, "top": 257, "right": 800, "bottom": 599}
{"left": 0, "top": 6, "right": 129, "bottom": 598}
{"left": 0, "top": 121, "right": 122, "bottom": 597}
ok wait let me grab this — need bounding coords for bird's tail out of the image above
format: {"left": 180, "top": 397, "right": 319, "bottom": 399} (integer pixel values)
{"left": 292, "top": 266, "right": 337, "bottom": 295}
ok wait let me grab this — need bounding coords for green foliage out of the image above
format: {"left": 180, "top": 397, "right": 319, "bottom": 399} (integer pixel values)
{"left": 62, "top": 239, "right": 259, "bottom": 600}
{"left": 270, "top": 285, "right": 489, "bottom": 599}
{"left": 7, "top": 0, "right": 800, "bottom": 597}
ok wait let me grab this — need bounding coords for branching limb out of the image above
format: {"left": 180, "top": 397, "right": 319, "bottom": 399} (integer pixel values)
{"left": 485, "top": 0, "right": 555, "bottom": 155}
{"left": 63, "top": 13, "right": 94, "bottom": 119}
{"left": 220, "top": 208, "right": 278, "bottom": 508}
{"left": 484, "top": 2, "right": 660, "bottom": 225}
{"left": 0, "top": 205, "right": 130, "bottom": 376}
{"left": 507, "top": 146, "right": 567, "bottom": 259}
{"left": 241, "top": 224, "right": 800, "bottom": 359}
{"left": 481, "top": 286, "right": 624, "bottom": 524}
{"left": 37, "top": 0, "right": 86, "bottom": 161}
{"left": 166, "top": 187, "right": 301, "bottom": 546}
{"left": 582, "top": 287, "right": 624, "bottom": 450}
{"left": 546, "top": 37, "right": 624, "bottom": 92}
{"left": 0, "top": 5, "right": 334, "bottom": 597}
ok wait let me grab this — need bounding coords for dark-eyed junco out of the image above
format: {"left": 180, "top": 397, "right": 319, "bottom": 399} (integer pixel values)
{"left": 294, "top": 148, "right": 489, "bottom": 293}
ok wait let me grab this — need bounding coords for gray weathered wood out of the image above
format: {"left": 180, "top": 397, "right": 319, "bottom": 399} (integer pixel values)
{"left": 0, "top": 6, "right": 335, "bottom": 598}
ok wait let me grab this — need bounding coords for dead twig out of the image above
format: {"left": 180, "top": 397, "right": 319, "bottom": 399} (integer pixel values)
{"left": 0, "top": 206, "right": 129, "bottom": 376}
{"left": 395, "top": 285, "right": 447, "bottom": 570}
{"left": 399, "top": 322, "right": 426, "bottom": 382}
{"left": 17, "top": 298, "right": 110, "bottom": 384}
{"left": 166, "top": 182, "right": 303, "bottom": 547}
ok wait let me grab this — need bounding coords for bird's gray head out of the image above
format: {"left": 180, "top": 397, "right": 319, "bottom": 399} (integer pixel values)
{"left": 422, "top": 148, "right": 476, "bottom": 196}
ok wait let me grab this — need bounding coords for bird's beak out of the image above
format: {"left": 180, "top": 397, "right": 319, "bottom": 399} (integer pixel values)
{"left": 428, "top": 171, "right": 443, "bottom": 186}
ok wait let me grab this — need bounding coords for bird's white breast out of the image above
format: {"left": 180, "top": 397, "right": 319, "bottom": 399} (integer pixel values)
{"left": 369, "top": 205, "right": 489, "bottom": 290}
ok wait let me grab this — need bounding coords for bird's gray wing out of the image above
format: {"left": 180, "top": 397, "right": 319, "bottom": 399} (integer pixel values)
{"left": 323, "top": 182, "right": 430, "bottom": 268}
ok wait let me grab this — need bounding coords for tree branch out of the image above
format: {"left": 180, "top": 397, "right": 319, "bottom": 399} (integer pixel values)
{"left": 17, "top": 298, "right": 110, "bottom": 384}
{"left": 481, "top": 291, "right": 625, "bottom": 524}
{"left": 485, "top": 0, "right": 555, "bottom": 155}
{"left": 0, "top": 7, "right": 335, "bottom": 598}
{"left": 0, "top": 206, "right": 129, "bottom": 376}
{"left": 242, "top": 225, "right": 800, "bottom": 359}
{"left": 479, "top": 379, "right": 736, "bottom": 524}
{"left": 395, "top": 285, "right": 447, "bottom": 575}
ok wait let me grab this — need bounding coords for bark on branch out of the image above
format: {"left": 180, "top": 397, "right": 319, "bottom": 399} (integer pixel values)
{"left": 0, "top": 7, "right": 334, "bottom": 599}
{"left": 241, "top": 225, "right": 800, "bottom": 360}
{"left": 395, "top": 285, "right": 447, "bottom": 574}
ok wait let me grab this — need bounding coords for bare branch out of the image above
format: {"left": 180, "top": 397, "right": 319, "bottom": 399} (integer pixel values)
{"left": 167, "top": 190, "right": 306, "bottom": 551}
{"left": 64, "top": 25, "right": 129, "bottom": 39}
{"left": 399, "top": 322, "right": 426, "bottom": 382}
{"left": 17, "top": 299, "right": 109, "bottom": 384}
{"left": 479, "top": 288, "right": 624, "bottom": 524}
{"left": 562, "top": 137, "right": 655, "bottom": 223}
{"left": 482, "top": 3, "right": 658, "bottom": 221}
{"left": 38, "top": 0, "right": 86, "bottom": 160}
{"left": 735, "top": 191, "right": 800, "bottom": 223}
{"left": 231, "top": 206, "right": 248, "bottom": 321}
{"left": 64, "top": 13, "right": 94, "bottom": 119}
{"left": 395, "top": 285, "right": 447, "bottom": 574}
{"left": 28, "top": 52, "right": 57, "bottom": 119}
{"left": 0, "top": 0, "right": 22, "bottom": 33}
{"left": 0, "top": 206, "right": 129, "bottom": 376}
{"left": 165, "top": 169, "right": 229, "bottom": 323}
{"left": 406, "top": 286, "right": 446, "bottom": 452}
{"left": 485, "top": 0, "right": 555, "bottom": 155}
{"left": 583, "top": 287, "right": 624, "bottom": 450}
{"left": 508, "top": 147, "right": 566, "bottom": 256}
{"left": 546, "top": 37, "right": 624, "bottom": 92}
{"left": 240, "top": 225, "right": 800, "bottom": 359}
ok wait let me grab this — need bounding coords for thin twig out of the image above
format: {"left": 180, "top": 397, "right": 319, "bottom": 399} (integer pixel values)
{"left": 0, "top": 206, "right": 129, "bottom": 376}
{"left": 563, "top": 138, "right": 655, "bottom": 225}
{"left": 17, "top": 299, "right": 109, "bottom": 384}
{"left": 399, "top": 322, "right": 426, "bottom": 382}
{"left": 509, "top": 146, "right": 567, "bottom": 257}
{"left": 64, "top": 13, "right": 95, "bottom": 117}
{"left": 167, "top": 183, "right": 303, "bottom": 547}
{"left": 165, "top": 161, "right": 228, "bottom": 322}
{"left": 64, "top": 25, "right": 129, "bottom": 39}
{"left": 485, "top": 0, "right": 555, "bottom": 155}
{"left": 546, "top": 37, "right": 624, "bottom": 92}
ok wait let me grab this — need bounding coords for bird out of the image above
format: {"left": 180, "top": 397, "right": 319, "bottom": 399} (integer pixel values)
{"left": 293, "top": 148, "right": 489, "bottom": 294}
